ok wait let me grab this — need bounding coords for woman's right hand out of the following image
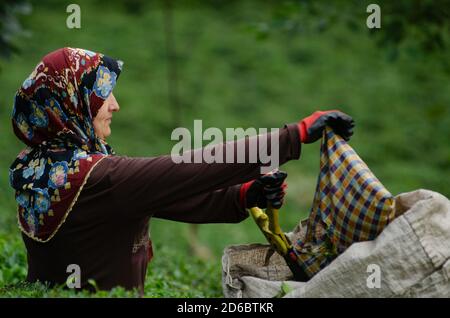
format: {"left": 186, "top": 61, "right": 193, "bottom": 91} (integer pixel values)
{"left": 240, "top": 170, "right": 288, "bottom": 209}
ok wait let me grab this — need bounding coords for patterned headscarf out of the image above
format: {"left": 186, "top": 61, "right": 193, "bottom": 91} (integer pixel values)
{"left": 9, "top": 47, "right": 123, "bottom": 242}
{"left": 293, "top": 128, "right": 396, "bottom": 278}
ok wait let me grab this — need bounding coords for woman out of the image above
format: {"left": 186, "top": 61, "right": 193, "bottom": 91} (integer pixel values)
{"left": 9, "top": 47, "right": 354, "bottom": 293}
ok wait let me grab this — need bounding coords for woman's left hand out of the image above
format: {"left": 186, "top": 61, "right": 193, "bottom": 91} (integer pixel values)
{"left": 298, "top": 110, "right": 355, "bottom": 143}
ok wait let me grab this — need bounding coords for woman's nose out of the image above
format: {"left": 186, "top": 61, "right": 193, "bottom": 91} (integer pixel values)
{"left": 110, "top": 101, "right": 120, "bottom": 112}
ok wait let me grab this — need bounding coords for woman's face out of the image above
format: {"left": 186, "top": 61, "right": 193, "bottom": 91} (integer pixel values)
{"left": 93, "top": 93, "right": 120, "bottom": 140}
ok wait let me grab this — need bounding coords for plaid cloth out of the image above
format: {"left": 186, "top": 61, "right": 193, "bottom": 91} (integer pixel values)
{"left": 293, "top": 127, "right": 396, "bottom": 278}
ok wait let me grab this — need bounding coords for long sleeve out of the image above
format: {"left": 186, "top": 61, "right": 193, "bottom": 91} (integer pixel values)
{"left": 153, "top": 185, "right": 247, "bottom": 223}
{"left": 82, "top": 123, "right": 301, "bottom": 221}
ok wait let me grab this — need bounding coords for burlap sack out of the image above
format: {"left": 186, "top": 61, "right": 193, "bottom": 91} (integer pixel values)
{"left": 222, "top": 189, "right": 450, "bottom": 297}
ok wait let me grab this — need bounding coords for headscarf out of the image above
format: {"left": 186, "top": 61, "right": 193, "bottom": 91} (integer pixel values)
{"left": 9, "top": 47, "right": 123, "bottom": 242}
{"left": 293, "top": 127, "right": 396, "bottom": 278}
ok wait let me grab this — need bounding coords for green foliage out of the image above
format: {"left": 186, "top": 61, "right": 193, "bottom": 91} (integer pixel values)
{"left": 247, "top": 0, "right": 450, "bottom": 61}
{"left": 0, "top": 0, "right": 31, "bottom": 60}
{"left": 0, "top": 233, "right": 221, "bottom": 297}
{"left": 274, "top": 282, "right": 294, "bottom": 298}
{"left": 0, "top": 234, "right": 27, "bottom": 285}
{"left": 143, "top": 243, "right": 223, "bottom": 297}
{"left": 0, "top": 0, "right": 448, "bottom": 297}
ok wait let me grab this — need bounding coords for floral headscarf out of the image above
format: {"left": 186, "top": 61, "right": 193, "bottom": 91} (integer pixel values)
{"left": 9, "top": 47, "right": 123, "bottom": 242}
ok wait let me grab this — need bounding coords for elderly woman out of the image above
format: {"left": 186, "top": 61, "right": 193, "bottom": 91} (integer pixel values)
{"left": 9, "top": 48, "right": 354, "bottom": 293}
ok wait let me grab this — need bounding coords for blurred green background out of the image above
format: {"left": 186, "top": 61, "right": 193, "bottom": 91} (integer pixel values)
{"left": 0, "top": 0, "right": 449, "bottom": 297}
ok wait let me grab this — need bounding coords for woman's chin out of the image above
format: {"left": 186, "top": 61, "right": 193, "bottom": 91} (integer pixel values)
{"left": 103, "top": 129, "right": 112, "bottom": 139}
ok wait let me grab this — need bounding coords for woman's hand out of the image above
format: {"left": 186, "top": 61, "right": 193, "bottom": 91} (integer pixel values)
{"left": 240, "top": 170, "right": 288, "bottom": 209}
{"left": 298, "top": 110, "right": 355, "bottom": 143}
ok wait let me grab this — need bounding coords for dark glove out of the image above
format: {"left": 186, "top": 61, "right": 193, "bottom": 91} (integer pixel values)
{"left": 298, "top": 110, "right": 355, "bottom": 144}
{"left": 240, "top": 170, "right": 288, "bottom": 209}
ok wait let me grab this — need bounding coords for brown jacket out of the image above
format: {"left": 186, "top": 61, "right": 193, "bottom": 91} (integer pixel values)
{"left": 22, "top": 124, "right": 301, "bottom": 293}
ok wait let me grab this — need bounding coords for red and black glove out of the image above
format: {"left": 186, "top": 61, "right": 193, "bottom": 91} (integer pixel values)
{"left": 298, "top": 110, "right": 355, "bottom": 144}
{"left": 240, "top": 171, "right": 288, "bottom": 209}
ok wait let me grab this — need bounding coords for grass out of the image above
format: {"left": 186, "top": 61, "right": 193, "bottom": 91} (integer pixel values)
{"left": 0, "top": 0, "right": 449, "bottom": 297}
{"left": 0, "top": 234, "right": 221, "bottom": 297}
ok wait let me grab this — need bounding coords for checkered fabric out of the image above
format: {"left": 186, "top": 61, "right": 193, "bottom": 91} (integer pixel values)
{"left": 293, "top": 127, "right": 396, "bottom": 278}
